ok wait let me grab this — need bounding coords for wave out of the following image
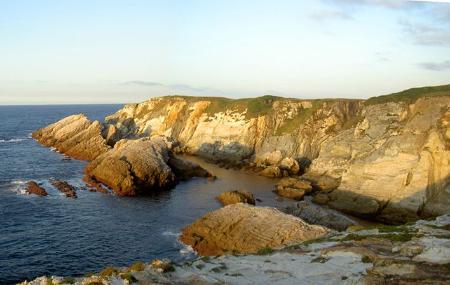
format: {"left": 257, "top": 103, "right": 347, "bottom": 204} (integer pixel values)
{"left": 9, "top": 180, "right": 28, "bottom": 195}
{"left": 162, "top": 230, "right": 180, "bottom": 237}
{"left": 0, "top": 138, "right": 26, "bottom": 143}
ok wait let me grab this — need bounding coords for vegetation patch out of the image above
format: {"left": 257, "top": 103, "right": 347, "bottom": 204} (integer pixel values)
{"left": 361, "top": 255, "right": 372, "bottom": 263}
{"left": 275, "top": 101, "right": 324, "bottom": 135}
{"left": 365, "top": 84, "right": 450, "bottom": 106}
{"left": 256, "top": 247, "right": 274, "bottom": 255}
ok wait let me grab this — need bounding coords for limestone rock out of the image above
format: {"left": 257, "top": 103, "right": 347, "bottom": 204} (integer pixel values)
{"left": 26, "top": 181, "right": 48, "bottom": 196}
{"left": 217, "top": 190, "right": 255, "bottom": 206}
{"left": 85, "top": 137, "right": 176, "bottom": 196}
{"left": 179, "top": 203, "right": 329, "bottom": 256}
{"left": 32, "top": 114, "right": 110, "bottom": 161}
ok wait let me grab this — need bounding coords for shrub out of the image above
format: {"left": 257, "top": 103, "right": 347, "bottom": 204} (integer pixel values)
{"left": 256, "top": 247, "right": 273, "bottom": 255}
{"left": 127, "top": 261, "right": 145, "bottom": 272}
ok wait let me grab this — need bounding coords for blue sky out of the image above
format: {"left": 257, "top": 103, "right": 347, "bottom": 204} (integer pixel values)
{"left": 1, "top": 0, "right": 450, "bottom": 104}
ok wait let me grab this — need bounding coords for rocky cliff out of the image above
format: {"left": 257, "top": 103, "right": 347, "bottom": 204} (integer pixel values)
{"left": 102, "top": 85, "right": 450, "bottom": 222}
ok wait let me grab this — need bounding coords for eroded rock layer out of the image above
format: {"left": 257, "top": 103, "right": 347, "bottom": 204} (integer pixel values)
{"left": 179, "top": 203, "right": 329, "bottom": 256}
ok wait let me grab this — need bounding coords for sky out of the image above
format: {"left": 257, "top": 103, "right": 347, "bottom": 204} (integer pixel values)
{"left": 0, "top": 0, "right": 450, "bottom": 104}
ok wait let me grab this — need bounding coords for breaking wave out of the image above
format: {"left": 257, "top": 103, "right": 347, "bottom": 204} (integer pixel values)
{"left": 0, "top": 138, "right": 26, "bottom": 143}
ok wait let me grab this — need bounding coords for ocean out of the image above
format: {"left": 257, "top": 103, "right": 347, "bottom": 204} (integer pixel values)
{"left": 0, "top": 105, "right": 286, "bottom": 284}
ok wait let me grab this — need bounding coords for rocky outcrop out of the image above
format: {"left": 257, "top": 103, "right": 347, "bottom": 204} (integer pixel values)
{"left": 216, "top": 190, "right": 255, "bottom": 206}
{"left": 274, "top": 177, "right": 313, "bottom": 200}
{"left": 310, "top": 96, "right": 450, "bottom": 223}
{"left": 51, "top": 180, "right": 77, "bottom": 198}
{"left": 285, "top": 201, "right": 358, "bottom": 231}
{"left": 32, "top": 114, "right": 110, "bottom": 161}
{"left": 85, "top": 137, "right": 177, "bottom": 196}
{"left": 179, "top": 203, "right": 329, "bottom": 255}
{"left": 26, "top": 181, "right": 48, "bottom": 196}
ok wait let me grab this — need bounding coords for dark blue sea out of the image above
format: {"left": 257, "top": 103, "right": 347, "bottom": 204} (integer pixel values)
{"left": 0, "top": 105, "right": 286, "bottom": 284}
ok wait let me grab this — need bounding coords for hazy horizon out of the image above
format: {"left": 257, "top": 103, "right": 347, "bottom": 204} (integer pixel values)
{"left": 1, "top": 0, "right": 450, "bottom": 104}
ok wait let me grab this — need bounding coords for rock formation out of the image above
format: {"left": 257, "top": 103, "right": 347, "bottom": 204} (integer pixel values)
{"left": 102, "top": 86, "right": 449, "bottom": 222}
{"left": 274, "top": 177, "right": 313, "bottom": 200}
{"left": 51, "top": 180, "right": 77, "bottom": 198}
{"left": 26, "top": 181, "right": 48, "bottom": 196}
{"left": 216, "top": 190, "right": 255, "bottom": 206}
{"left": 85, "top": 137, "right": 177, "bottom": 196}
{"left": 179, "top": 203, "right": 329, "bottom": 255}
{"left": 32, "top": 114, "right": 110, "bottom": 161}
{"left": 32, "top": 85, "right": 450, "bottom": 221}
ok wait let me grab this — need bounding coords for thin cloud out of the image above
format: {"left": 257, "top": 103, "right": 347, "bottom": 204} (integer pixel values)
{"left": 417, "top": 60, "right": 450, "bottom": 70}
{"left": 310, "top": 9, "right": 353, "bottom": 22}
{"left": 400, "top": 20, "right": 450, "bottom": 46}
{"left": 122, "top": 80, "right": 216, "bottom": 94}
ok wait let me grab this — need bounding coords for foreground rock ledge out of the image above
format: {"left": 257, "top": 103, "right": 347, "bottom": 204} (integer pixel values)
{"left": 179, "top": 203, "right": 329, "bottom": 256}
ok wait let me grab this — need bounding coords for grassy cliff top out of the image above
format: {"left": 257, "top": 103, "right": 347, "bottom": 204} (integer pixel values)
{"left": 158, "top": 84, "right": 450, "bottom": 117}
{"left": 365, "top": 84, "right": 450, "bottom": 105}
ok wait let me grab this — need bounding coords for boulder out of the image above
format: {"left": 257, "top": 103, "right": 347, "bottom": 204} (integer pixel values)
{"left": 26, "top": 181, "right": 48, "bottom": 196}
{"left": 32, "top": 114, "right": 110, "bottom": 161}
{"left": 301, "top": 173, "right": 340, "bottom": 192}
{"left": 217, "top": 190, "right": 255, "bottom": 206}
{"left": 312, "top": 193, "right": 330, "bottom": 205}
{"left": 285, "top": 201, "right": 358, "bottom": 231}
{"left": 85, "top": 137, "right": 176, "bottom": 196}
{"left": 167, "top": 156, "right": 212, "bottom": 181}
{"left": 259, "top": 166, "right": 282, "bottom": 178}
{"left": 179, "top": 203, "right": 329, "bottom": 256}
{"left": 279, "top": 157, "right": 300, "bottom": 175}
{"left": 51, "top": 180, "right": 77, "bottom": 198}
{"left": 275, "top": 178, "right": 313, "bottom": 200}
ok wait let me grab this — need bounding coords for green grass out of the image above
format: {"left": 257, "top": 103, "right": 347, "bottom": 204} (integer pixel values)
{"left": 256, "top": 247, "right": 274, "bottom": 255}
{"left": 275, "top": 100, "right": 325, "bottom": 135}
{"left": 365, "top": 84, "right": 450, "bottom": 106}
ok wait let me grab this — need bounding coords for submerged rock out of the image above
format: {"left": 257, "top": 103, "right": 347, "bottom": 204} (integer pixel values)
{"left": 51, "top": 180, "right": 77, "bottom": 198}
{"left": 217, "top": 190, "right": 255, "bottom": 206}
{"left": 32, "top": 114, "right": 110, "bottom": 161}
{"left": 85, "top": 137, "right": 176, "bottom": 196}
{"left": 26, "top": 181, "right": 48, "bottom": 196}
{"left": 179, "top": 203, "right": 329, "bottom": 256}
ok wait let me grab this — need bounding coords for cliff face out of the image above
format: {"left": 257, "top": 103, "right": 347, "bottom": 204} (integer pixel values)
{"left": 104, "top": 87, "right": 450, "bottom": 222}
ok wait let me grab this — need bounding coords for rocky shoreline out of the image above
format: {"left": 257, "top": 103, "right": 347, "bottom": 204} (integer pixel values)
{"left": 20, "top": 214, "right": 450, "bottom": 284}
{"left": 23, "top": 85, "right": 450, "bottom": 284}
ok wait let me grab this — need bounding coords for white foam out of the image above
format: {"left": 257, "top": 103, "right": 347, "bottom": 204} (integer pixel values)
{"left": 162, "top": 230, "right": 180, "bottom": 237}
{"left": 179, "top": 245, "right": 195, "bottom": 255}
{"left": 0, "top": 138, "right": 26, "bottom": 143}
{"left": 9, "top": 180, "right": 28, "bottom": 195}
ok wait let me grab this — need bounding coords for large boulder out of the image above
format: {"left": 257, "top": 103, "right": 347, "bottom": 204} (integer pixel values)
{"left": 179, "top": 203, "right": 329, "bottom": 256}
{"left": 217, "top": 190, "right": 255, "bottom": 206}
{"left": 32, "top": 114, "right": 110, "bottom": 161}
{"left": 85, "top": 137, "right": 176, "bottom": 196}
